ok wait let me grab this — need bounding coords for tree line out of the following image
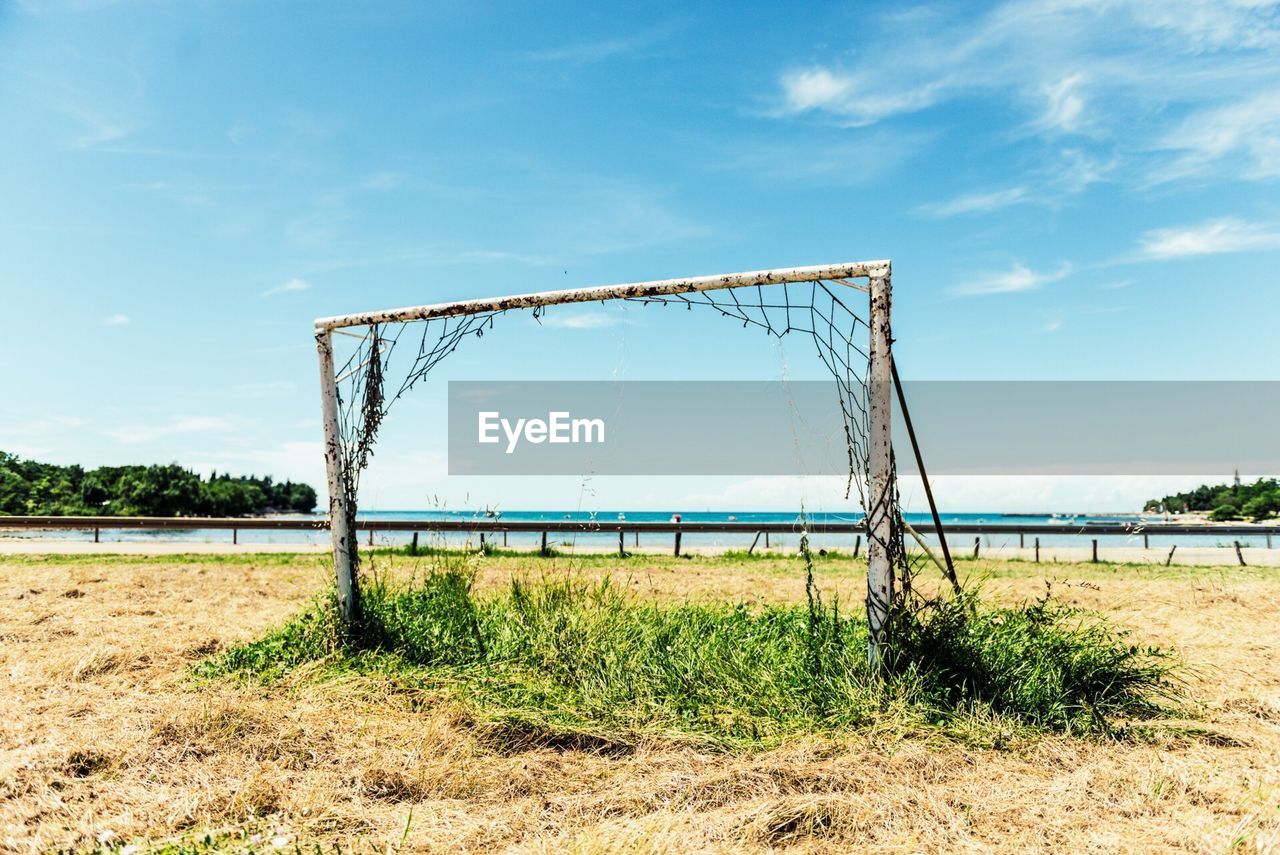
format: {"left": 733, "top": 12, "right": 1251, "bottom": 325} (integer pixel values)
{"left": 1144, "top": 477, "right": 1280, "bottom": 522}
{"left": 0, "top": 451, "right": 317, "bottom": 517}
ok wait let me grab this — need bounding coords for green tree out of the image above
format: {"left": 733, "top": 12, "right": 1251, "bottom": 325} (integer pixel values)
{"left": 1242, "top": 492, "right": 1280, "bottom": 522}
{"left": 0, "top": 450, "right": 317, "bottom": 518}
{"left": 1208, "top": 503, "right": 1241, "bottom": 521}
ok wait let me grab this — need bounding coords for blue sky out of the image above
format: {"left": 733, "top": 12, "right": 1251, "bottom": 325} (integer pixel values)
{"left": 2, "top": 0, "right": 1277, "bottom": 512}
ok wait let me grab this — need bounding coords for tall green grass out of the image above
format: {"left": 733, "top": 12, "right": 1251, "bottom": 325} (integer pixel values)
{"left": 204, "top": 557, "right": 1181, "bottom": 746}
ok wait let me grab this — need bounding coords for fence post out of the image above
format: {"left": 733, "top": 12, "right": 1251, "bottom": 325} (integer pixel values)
{"left": 540, "top": 532, "right": 548, "bottom": 556}
{"left": 410, "top": 532, "right": 419, "bottom": 556}
{"left": 1091, "top": 539, "right": 1098, "bottom": 563}
{"left": 1143, "top": 532, "right": 1149, "bottom": 549}
{"left": 674, "top": 528, "right": 682, "bottom": 557}
{"left": 619, "top": 531, "right": 625, "bottom": 557}
{"left": 1034, "top": 537, "right": 1040, "bottom": 563}
{"left": 1019, "top": 532, "right": 1024, "bottom": 548}
{"left": 853, "top": 535, "right": 861, "bottom": 559}
{"left": 1165, "top": 545, "right": 1177, "bottom": 566}
{"left": 748, "top": 532, "right": 762, "bottom": 555}
{"left": 973, "top": 537, "right": 980, "bottom": 558}
{"left": 94, "top": 527, "right": 99, "bottom": 544}
{"left": 233, "top": 527, "right": 237, "bottom": 545}
{"left": 1235, "top": 541, "right": 1247, "bottom": 567}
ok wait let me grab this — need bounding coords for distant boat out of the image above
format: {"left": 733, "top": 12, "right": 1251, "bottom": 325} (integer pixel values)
{"left": 727, "top": 515, "right": 737, "bottom": 521}
{"left": 617, "top": 512, "right": 626, "bottom": 521}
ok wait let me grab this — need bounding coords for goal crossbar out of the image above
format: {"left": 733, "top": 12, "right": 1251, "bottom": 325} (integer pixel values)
{"left": 314, "top": 261, "right": 891, "bottom": 332}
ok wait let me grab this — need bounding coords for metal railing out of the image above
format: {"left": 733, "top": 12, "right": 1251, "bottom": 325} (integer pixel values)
{"left": 1, "top": 514, "right": 1276, "bottom": 548}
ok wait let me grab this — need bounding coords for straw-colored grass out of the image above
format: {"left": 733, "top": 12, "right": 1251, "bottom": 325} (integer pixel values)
{"left": 2, "top": 550, "right": 1278, "bottom": 852}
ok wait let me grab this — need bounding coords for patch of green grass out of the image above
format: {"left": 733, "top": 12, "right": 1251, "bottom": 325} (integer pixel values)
{"left": 890, "top": 588, "right": 1179, "bottom": 736}
{"left": 202, "top": 550, "right": 1183, "bottom": 747}
{"left": 376, "top": 540, "right": 567, "bottom": 559}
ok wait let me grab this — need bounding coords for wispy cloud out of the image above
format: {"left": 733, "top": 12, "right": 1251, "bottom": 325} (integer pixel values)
{"left": 185, "top": 441, "right": 324, "bottom": 490}
{"left": 778, "top": 67, "right": 942, "bottom": 126}
{"left": 363, "top": 170, "right": 405, "bottom": 191}
{"left": 950, "top": 262, "right": 1072, "bottom": 296}
{"left": 1135, "top": 218, "right": 1280, "bottom": 260}
{"left": 261, "top": 277, "right": 312, "bottom": 298}
{"left": 536, "top": 311, "right": 631, "bottom": 330}
{"left": 721, "top": 132, "right": 933, "bottom": 187}
{"left": 524, "top": 19, "right": 682, "bottom": 65}
{"left": 771, "top": 0, "right": 1280, "bottom": 186}
{"left": 1039, "top": 73, "right": 1087, "bottom": 133}
{"left": 525, "top": 35, "right": 651, "bottom": 64}
{"left": 916, "top": 186, "right": 1028, "bottom": 217}
{"left": 1153, "top": 91, "right": 1280, "bottom": 182}
{"left": 103, "top": 313, "right": 130, "bottom": 326}
{"left": 105, "top": 415, "right": 236, "bottom": 444}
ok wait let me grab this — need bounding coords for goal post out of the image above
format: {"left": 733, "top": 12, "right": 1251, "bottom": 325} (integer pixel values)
{"left": 314, "top": 260, "right": 898, "bottom": 664}
{"left": 865, "top": 270, "right": 893, "bottom": 669}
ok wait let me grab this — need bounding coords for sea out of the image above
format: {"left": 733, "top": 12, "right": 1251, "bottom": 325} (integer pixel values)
{"left": 5, "top": 509, "right": 1272, "bottom": 551}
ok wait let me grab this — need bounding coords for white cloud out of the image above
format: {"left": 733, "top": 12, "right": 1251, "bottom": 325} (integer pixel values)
{"left": 1153, "top": 91, "right": 1280, "bottom": 182}
{"left": 226, "top": 121, "right": 252, "bottom": 146}
{"left": 1040, "top": 73, "right": 1086, "bottom": 132}
{"left": 771, "top": 0, "right": 1280, "bottom": 185}
{"left": 916, "top": 186, "right": 1028, "bottom": 217}
{"left": 0, "top": 415, "right": 87, "bottom": 456}
{"left": 363, "top": 171, "right": 405, "bottom": 191}
{"left": 724, "top": 132, "right": 933, "bottom": 186}
{"left": 523, "top": 24, "right": 676, "bottom": 65}
{"left": 899, "top": 474, "right": 1218, "bottom": 515}
{"left": 262, "top": 277, "right": 312, "bottom": 298}
{"left": 780, "top": 69, "right": 853, "bottom": 112}
{"left": 536, "top": 312, "right": 630, "bottom": 330}
{"left": 950, "top": 262, "right": 1071, "bottom": 296}
{"left": 526, "top": 37, "right": 643, "bottom": 64}
{"left": 103, "top": 313, "right": 130, "bottom": 326}
{"left": 1126, "top": 1, "right": 1280, "bottom": 51}
{"left": 105, "top": 415, "right": 236, "bottom": 444}
{"left": 675, "top": 475, "right": 851, "bottom": 509}
{"left": 1135, "top": 218, "right": 1280, "bottom": 260}
{"left": 186, "top": 441, "right": 325, "bottom": 494}
{"left": 779, "top": 68, "right": 942, "bottom": 126}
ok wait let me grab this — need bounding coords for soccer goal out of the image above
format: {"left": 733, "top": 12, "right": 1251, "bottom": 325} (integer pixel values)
{"left": 313, "top": 261, "right": 908, "bottom": 664}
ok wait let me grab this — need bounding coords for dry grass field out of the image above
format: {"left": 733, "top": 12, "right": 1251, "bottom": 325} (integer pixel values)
{"left": 2, "top": 549, "right": 1278, "bottom": 853}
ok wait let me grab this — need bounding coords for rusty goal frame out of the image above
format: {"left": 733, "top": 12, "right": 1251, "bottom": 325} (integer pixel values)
{"left": 313, "top": 261, "right": 897, "bottom": 664}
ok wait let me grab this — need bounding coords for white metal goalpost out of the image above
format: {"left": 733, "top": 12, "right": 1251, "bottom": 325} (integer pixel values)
{"left": 313, "top": 260, "right": 900, "bottom": 664}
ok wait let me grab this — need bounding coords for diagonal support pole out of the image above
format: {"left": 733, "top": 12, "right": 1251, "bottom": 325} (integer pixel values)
{"left": 891, "top": 360, "right": 961, "bottom": 596}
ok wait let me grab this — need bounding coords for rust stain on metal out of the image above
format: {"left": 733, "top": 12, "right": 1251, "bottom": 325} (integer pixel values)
{"left": 315, "top": 262, "right": 890, "bottom": 332}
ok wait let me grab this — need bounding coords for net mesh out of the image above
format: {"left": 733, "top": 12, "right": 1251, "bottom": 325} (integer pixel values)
{"left": 329, "top": 278, "right": 923, "bottom": 626}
